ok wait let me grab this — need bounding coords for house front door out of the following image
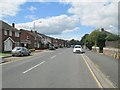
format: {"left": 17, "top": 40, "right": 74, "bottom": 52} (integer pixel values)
{"left": 4, "top": 39, "right": 13, "bottom": 51}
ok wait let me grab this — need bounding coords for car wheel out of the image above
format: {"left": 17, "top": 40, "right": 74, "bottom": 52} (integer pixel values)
{"left": 21, "top": 53, "right": 24, "bottom": 57}
{"left": 28, "top": 53, "right": 30, "bottom": 56}
{"left": 12, "top": 54, "right": 15, "bottom": 57}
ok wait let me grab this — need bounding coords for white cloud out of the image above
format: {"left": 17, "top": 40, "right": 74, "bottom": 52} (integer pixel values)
{"left": 16, "top": 15, "right": 79, "bottom": 35}
{"left": 25, "top": 15, "right": 37, "bottom": 20}
{"left": 62, "top": 27, "right": 79, "bottom": 33}
{"left": 0, "top": 0, "right": 27, "bottom": 19}
{"left": 60, "top": 0, "right": 119, "bottom": 34}
{"left": 28, "top": 6, "right": 37, "bottom": 13}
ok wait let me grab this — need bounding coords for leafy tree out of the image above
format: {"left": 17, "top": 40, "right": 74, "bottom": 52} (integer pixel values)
{"left": 83, "top": 29, "right": 107, "bottom": 52}
{"left": 106, "top": 34, "right": 119, "bottom": 41}
{"left": 80, "top": 34, "right": 89, "bottom": 45}
{"left": 69, "top": 39, "right": 81, "bottom": 45}
{"left": 84, "top": 35, "right": 93, "bottom": 50}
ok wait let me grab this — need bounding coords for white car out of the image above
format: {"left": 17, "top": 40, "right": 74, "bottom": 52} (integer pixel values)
{"left": 73, "top": 45, "right": 83, "bottom": 53}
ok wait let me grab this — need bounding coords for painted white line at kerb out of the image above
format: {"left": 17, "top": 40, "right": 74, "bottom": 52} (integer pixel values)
{"left": 23, "top": 61, "right": 45, "bottom": 74}
{"left": 50, "top": 55, "right": 57, "bottom": 59}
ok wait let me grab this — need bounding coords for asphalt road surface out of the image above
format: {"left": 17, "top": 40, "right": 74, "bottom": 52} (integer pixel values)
{"left": 2, "top": 48, "right": 118, "bottom": 88}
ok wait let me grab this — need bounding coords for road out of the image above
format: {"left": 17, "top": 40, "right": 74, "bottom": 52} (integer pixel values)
{"left": 2, "top": 48, "right": 118, "bottom": 88}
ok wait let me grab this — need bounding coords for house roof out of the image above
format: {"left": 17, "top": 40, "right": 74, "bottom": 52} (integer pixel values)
{"left": 4, "top": 37, "right": 15, "bottom": 43}
{"left": 20, "top": 29, "right": 42, "bottom": 39}
{"left": 101, "top": 30, "right": 112, "bottom": 35}
{"left": 0, "top": 20, "right": 20, "bottom": 32}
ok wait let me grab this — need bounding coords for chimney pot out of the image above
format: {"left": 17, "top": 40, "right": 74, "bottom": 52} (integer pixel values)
{"left": 12, "top": 23, "right": 15, "bottom": 28}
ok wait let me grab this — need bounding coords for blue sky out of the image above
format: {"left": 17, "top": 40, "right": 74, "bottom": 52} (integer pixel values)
{"left": 3, "top": 2, "right": 72, "bottom": 24}
{"left": 1, "top": 0, "right": 118, "bottom": 40}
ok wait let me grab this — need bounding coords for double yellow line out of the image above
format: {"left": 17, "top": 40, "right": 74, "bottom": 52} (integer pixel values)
{"left": 81, "top": 54, "right": 103, "bottom": 89}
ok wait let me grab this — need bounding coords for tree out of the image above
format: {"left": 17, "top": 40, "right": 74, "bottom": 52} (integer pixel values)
{"left": 83, "top": 29, "right": 107, "bottom": 52}
{"left": 84, "top": 35, "right": 93, "bottom": 50}
{"left": 80, "top": 34, "right": 89, "bottom": 45}
{"left": 69, "top": 39, "right": 81, "bottom": 45}
{"left": 106, "top": 34, "right": 119, "bottom": 41}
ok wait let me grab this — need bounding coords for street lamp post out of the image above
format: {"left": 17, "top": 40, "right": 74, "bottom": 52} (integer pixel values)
{"left": 33, "top": 21, "right": 42, "bottom": 31}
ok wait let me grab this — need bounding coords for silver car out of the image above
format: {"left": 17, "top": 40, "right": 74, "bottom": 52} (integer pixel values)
{"left": 12, "top": 47, "right": 31, "bottom": 56}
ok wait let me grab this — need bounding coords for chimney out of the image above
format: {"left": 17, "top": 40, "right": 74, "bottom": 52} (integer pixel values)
{"left": 12, "top": 23, "right": 15, "bottom": 28}
{"left": 101, "top": 28, "right": 104, "bottom": 32}
{"left": 35, "top": 31, "right": 37, "bottom": 33}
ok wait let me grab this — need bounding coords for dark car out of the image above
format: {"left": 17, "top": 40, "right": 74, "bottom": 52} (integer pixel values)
{"left": 12, "top": 47, "right": 31, "bottom": 56}
{"left": 49, "top": 45, "right": 55, "bottom": 50}
{"left": 55, "top": 46, "right": 58, "bottom": 49}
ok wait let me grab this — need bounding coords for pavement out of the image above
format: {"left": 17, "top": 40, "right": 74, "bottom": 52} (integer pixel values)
{"left": 1, "top": 48, "right": 118, "bottom": 88}
{"left": 84, "top": 49, "right": 118, "bottom": 87}
{"left": 0, "top": 50, "right": 44, "bottom": 64}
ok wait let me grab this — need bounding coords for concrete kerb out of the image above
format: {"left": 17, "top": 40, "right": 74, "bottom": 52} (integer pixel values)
{"left": 82, "top": 54, "right": 117, "bottom": 88}
{"left": 2, "top": 50, "right": 43, "bottom": 58}
{"left": 1, "top": 50, "right": 44, "bottom": 64}
{"left": 2, "top": 55, "right": 12, "bottom": 59}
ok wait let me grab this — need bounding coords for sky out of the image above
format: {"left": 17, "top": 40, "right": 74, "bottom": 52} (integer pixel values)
{"left": 0, "top": 0, "right": 119, "bottom": 40}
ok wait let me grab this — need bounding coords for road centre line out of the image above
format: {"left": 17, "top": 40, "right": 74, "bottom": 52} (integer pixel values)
{"left": 50, "top": 55, "right": 57, "bottom": 59}
{"left": 22, "top": 61, "right": 45, "bottom": 74}
{"left": 81, "top": 54, "right": 103, "bottom": 88}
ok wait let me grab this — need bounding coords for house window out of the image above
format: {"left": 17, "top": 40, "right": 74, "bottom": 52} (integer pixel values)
{"left": 15, "top": 32, "right": 19, "bottom": 37}
{"left": 27, "top": 36, "right": 29, "bottom": 40}
{"left": 15, "top": 42, "right": 19, "bottom": 47}
{"left": 4, "top": 30, "right": 7, "bottom": 35}
{"left": 9, "top": 31, "right": 12, "bottom": 36}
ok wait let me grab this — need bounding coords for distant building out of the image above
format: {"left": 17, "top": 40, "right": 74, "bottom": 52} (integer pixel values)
{"left": 0, "top": 20, "right": 20, "bottom": 52}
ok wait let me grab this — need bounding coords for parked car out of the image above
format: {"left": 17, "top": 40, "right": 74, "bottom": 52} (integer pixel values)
{"left": 55, "top": 46, "right": 58, "bottom": 49}
{"left": 12, "top": 47, "right": 31, "bottom": 56}
{"left": 73, "top": 45, "right": 83, "bottom": 53}
{"left": 59, "top": 45, "right": 63, "bottom": 48}
{"left": 49, "top": 45, "right": 56, "bottom": 50}
{"left": 67, "top": 45, "right": 71, "bottom": 48}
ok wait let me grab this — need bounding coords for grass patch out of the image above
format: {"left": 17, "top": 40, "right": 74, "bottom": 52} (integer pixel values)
{"left": 0, "top": 53, "right": 11, "bottom": 57}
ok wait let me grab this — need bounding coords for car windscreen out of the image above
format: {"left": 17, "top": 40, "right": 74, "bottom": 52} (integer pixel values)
{"left": 13, "top": 47, "right": 22, "bottom": 50}
{"left": 74, "top": 46, "right": 81, "bottom": 48}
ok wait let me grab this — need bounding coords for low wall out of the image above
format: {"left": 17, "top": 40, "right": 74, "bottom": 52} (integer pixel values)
{"left": 105, "top": 41, "right": 119, "bottom": 48}
{"left": 103, "top": 48, "right": 120, "bottom": 59}
{"left": 92, "top": 47, "right": 99, "bottom": 53}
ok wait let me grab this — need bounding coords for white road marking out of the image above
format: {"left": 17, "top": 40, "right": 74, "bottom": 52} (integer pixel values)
{"left": 23, "top": 61, "right": 45, "bottom": 74}
{"left": 50, "top": 55, "right": 57, "bottom": 59}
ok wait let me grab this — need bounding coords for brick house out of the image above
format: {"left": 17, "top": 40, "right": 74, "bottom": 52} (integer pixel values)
{"left": 57, "top": 39, "right": 66, "bottom": 47}
{"left": 20, "top": 29, "right": 42, "bottom": 49}
{"left": 0, "top": 20, "right": 20, "bottom": 52}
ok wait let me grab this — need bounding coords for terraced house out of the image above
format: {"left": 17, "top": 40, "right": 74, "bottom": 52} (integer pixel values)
{"left": 0, "top": 20, "right": 68, "bottom": 52}
{"left": 0, "top": 20, "right": 20, "bottom": 52}
{"left": 20, "top": 29, "right": 42, "bottom": 49}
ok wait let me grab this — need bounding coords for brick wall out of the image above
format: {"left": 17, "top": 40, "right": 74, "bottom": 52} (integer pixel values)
{"left": 105, "top": 41, "right": 119, "bottom": 48}
{"left": 20, "top": 30, "right": 35, "bottom": 49}
{"left": 103, "top": 48, "right": 120, "bottom": 59}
